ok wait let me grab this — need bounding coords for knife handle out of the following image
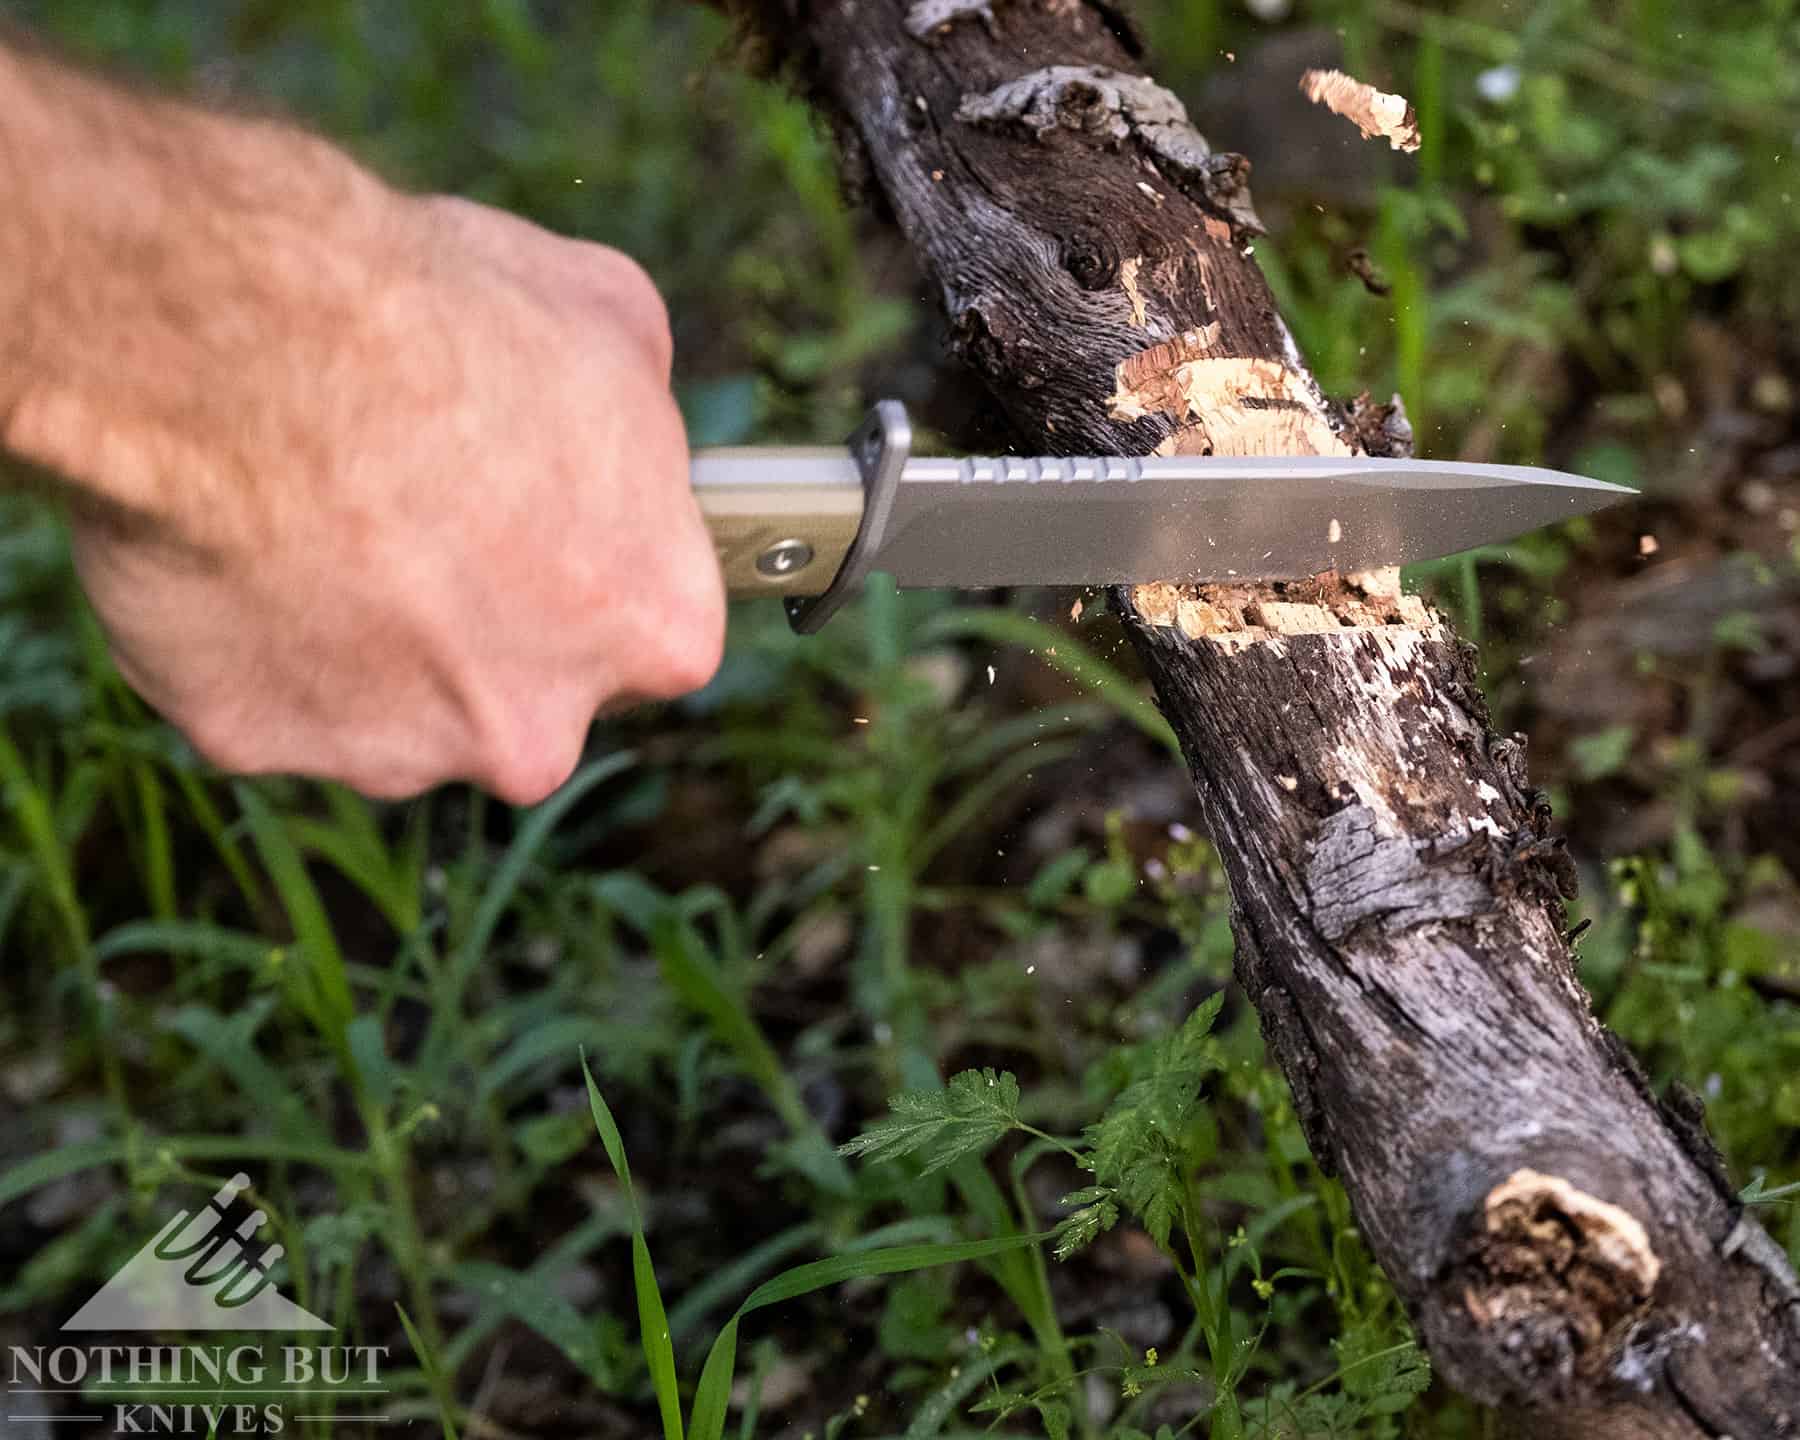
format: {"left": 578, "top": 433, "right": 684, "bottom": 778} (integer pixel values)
{"left": 692, "top": 400, "right": 912, "bottom": 633}
{"left": 694, "top": 449, "right": 863, "bottom": 599}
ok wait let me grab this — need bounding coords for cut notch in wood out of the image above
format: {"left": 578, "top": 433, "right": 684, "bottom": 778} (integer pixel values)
{"left": 1131, "top": 570, "right": 1434, "bottom": 644}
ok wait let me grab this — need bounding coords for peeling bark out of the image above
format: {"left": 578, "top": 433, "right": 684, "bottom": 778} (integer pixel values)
{"left": 903, "top": 0, "right": 996, "bottom": 41}
{"left": 956, "top": 64, "right": 1264, "bottom": 234}
{"left": 731, "top": 1, "right": 1800, "bottom": 1431}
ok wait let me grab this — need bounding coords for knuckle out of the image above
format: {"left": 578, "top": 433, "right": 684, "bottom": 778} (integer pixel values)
{"left": 629, "top": 517, "right": 727, "bottom": 700}
{"left": 658, "top": 629, "right": 726, "bottom": 699}
{"left": 478, "top": 717, "right": 586, "bottom": 808}
{"left": 338, "top": 764, "right": 434, "bottom": 803}
{"left": 638, "top": 588, "right": 726, "bottom": 700}
{"left": 598, "top": 246, "right": 665, "bottom": 313}
{"left": 594, "top": 249, "right": 673, "bottom": 372}
{"left": 182, "top": 714, "right": 264, "bottom": 777}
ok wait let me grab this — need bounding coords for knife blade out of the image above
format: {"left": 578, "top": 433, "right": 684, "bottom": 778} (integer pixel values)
{"left": 692, "top": 400, "right": 1634, "bottom": 632}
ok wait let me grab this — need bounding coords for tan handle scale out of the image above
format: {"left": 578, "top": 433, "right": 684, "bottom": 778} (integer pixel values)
{"left": 691, "top": 401, "right": 912, "bottom": 633}
{"left": 692, "top": 447, "right": 863, "bottom": 598}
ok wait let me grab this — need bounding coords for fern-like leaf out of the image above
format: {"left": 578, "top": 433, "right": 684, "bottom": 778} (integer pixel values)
{"left": 1081, "top": 993, "right": 1226, "bottom": 1244}
{"left": 838, "top": 1068, "right": 1022, "bottom": 1175}
{"left": 1052, "top": 1185, "right": 1120, "bottom": 1260}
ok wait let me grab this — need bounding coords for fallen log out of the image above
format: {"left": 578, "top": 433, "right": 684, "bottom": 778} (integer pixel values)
{"left": 733, "top": 1, "right": 1800, "bottom": 1431}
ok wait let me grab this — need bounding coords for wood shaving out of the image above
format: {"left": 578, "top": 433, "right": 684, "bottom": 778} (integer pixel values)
{"left": 1119, "top": 256, "right": 1149, "bottom": 329}
{"left": 1300, "top": 68, "right": 1422, "bottom": 154}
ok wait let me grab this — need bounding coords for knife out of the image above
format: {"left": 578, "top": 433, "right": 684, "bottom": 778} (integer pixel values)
{"left": 693, "top": 400, "right": 1634, "bottom": 633}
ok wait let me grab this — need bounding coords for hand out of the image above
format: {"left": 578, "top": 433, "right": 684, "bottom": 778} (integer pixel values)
{"left": 9, "top": 176, "right": 724, "bottom": 802}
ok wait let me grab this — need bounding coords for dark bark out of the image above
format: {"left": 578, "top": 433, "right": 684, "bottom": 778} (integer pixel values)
{"left": 736, "top": 0, "right": 1800, "bottom": 1432}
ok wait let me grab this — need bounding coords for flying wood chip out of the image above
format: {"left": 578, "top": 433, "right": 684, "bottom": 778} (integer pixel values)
{"left": 1299, "top": 68, "right": 1422, "bottom": 154}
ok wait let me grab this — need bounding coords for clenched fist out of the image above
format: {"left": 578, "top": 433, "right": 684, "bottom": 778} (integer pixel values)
{"left": 0, "top": 42, "right": 724, "bottom": 802}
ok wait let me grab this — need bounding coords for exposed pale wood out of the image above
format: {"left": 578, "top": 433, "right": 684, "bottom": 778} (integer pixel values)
{"left": 1299, "top": 66, "right": 1422, "bottom": 153}
{"left": 734, "top": 1, "right": 1800, "bottom": 1430}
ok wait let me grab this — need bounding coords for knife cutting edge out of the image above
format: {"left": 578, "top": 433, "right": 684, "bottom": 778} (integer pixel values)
{"left": 691, "top": 400, "right": 1636, "bottom": 633}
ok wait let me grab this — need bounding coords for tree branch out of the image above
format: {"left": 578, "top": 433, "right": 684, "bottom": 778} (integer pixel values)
{"left": 743, "top": 1, "right": 1800, "bottom": 1431}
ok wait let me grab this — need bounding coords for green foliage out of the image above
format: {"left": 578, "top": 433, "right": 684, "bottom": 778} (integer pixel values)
{"left": 1079, "top": 994, "right": 1226, "bottom": 1251}
{"left": 583, "top": 1058, "right": 683, "bottom": 1440}
{"left": 835, "top": 992, "right": 1427, "bottom": 1434}
{"left": 1589, "top": 832, "right": 1800, "bottom": 1181}
{"left": 1249, "top": 1325, "right": 1431, "bottom": 1439}
{"left": 586, "top": 1057, "right": 1046, "bottom": 1440}
{"left": 1570, "top": 724, "right": 1637, "bottom": 782}
{"left": 839, "top": 1069, "right": 1024, "bottom": 1175}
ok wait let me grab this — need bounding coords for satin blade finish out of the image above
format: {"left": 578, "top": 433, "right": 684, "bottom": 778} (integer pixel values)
{"left": 865, "top": 453, "right": 1632, "bottom": 588}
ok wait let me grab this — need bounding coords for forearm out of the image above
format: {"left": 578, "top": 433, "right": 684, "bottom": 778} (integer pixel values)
{"left": 0, "top": 40, "right": 395, "bottom": 527}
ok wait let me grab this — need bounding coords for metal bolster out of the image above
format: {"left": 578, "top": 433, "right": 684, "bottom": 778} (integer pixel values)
{"left": 783, "top": 399, "right": 912, "bottom": 634}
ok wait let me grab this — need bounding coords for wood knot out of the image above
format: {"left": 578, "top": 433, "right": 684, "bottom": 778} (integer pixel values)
{"left": 1061, "top": 227, "right": 1120, "bottom": 290}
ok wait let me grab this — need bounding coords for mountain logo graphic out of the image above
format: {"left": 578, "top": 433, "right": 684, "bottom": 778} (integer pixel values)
{"left": 63, "top": 1174, "right": 331, "bottom": 1332}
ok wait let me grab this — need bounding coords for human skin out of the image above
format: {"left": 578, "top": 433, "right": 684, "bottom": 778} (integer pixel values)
{"left": 0, "top": 39, "right": 725, "bottom": 804}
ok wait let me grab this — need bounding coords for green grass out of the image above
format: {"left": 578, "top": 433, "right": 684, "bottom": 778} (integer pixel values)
{"left": 2, "top": 2, "right": 1799, "bottom": 1436}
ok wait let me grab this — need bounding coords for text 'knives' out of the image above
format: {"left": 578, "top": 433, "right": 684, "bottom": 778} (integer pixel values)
{"left": 691, "top": 401, "right": 1635, "bottom": 633}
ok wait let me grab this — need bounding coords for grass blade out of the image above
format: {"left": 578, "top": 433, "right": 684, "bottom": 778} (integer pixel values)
{"left": 94, "top": 920, "right": 278, "bottom": 969}
{"left": 666, "top": 1221, "right": 823, "bottom": 1343}
{"left": 583, "top": 1055, "right": 683, "bottom": 1440}
{"left": 450, "top": 752, "right": 635, "bottom": 995}
{"left": 450, "top": 1261, "right": 616, "bottom": 1389}
{"left": 237, "top": 784, "right": 354, "bottom": 1056}
{"left": 397, "top": 1302, "right": 459, "bottom": 1440}
{"left": 290, "top": 796, "right": 420, "bottom": 934}
{"left": 650, "top": 910, "right": 850, "bottom": 1193}
{"left": 688, "top": 1233, "right": 1050, "bottom": 1440}
{"left": 132, "top": 759, "right": 177, "bottom": 921}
